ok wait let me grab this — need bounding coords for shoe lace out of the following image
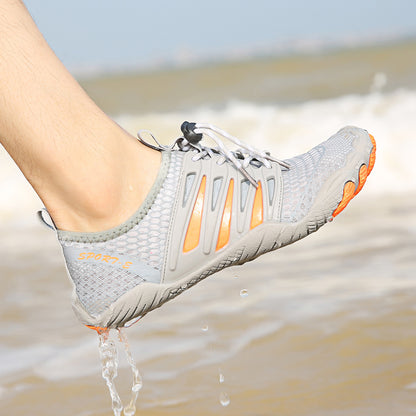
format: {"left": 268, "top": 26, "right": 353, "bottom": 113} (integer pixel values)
{"left": 138, "top": 121, "right": 290, "bottom": 187}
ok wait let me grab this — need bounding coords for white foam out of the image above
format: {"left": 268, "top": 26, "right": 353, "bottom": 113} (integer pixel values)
{"left": 1, "top": 88, "right": 415, "bottom": 225}
{"left": 33, "top": 339, "right": 100, "bottom": 381}
{"left": 118, "top": 88, "right": 416, "bottom": 196}
{"left": 0, "top": 339, "right": 99, "bottom": 381}
{"left": 0, "top": 344, "right": 55, "bottom": 378}
{"left": 0, "top": 148, "right": 42, "bottom": 225}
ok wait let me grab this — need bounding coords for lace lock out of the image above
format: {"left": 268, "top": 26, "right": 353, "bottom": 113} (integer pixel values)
{"left": 181, "top": 121, "right": 203, "bottom": 144}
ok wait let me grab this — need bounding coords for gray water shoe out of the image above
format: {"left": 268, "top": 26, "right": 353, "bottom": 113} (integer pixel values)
{"left": 52, "top": 122, "right": 376, "bottom": 330}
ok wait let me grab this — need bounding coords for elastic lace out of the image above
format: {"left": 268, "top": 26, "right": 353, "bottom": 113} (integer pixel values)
{"left": 138, "top": 122, "right": 290, "bottom": 187}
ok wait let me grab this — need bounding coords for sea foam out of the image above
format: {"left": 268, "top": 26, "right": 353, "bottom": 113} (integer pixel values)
{"left": 1, "top": 88, "right": 415, "bottom": 224}
{"left": 118, "top": 88, "right": 416, "bottom": 195}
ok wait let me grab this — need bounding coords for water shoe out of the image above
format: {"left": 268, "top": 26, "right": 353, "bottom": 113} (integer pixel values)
{"left": 51, "top": 122, "right": 375, "bottom": 329}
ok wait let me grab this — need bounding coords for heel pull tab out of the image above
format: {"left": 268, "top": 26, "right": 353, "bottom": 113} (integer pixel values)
{"left": 37, "top": 208, "right": 57, "bottom": 231}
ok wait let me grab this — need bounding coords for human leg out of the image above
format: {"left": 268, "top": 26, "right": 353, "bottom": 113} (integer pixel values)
{"left": 0, "top": 0, "right": 161, "bottom": 232}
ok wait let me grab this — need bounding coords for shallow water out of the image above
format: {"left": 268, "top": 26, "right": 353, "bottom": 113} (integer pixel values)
{"left": 1, "top": 40, "right": 416, "bottom": 415}
{"left": 1, "top": 190, "right": 415, "bottom": 416}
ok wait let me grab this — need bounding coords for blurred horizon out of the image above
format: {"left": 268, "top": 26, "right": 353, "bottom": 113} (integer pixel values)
{"left": 24, "top": 0, "right": 416, "bottom": 76}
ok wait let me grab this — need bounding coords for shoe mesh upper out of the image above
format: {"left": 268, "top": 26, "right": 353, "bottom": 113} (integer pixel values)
{"left": 280, "top": 131, "right": 353, "bottom": 223}
{"left": 66, "top": 261, "right": 144, "bottom": 316}
{"left": 59, "top": 127, "right": 361, "bottom": 322}
{"left": 59, "top": 152, "right": 183, "bottom": 316}
{"left": 92, "top": 151, "right": 183, "bottom": 271}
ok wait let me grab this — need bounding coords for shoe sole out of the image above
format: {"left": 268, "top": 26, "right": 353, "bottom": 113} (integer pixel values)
{"left": 82, "top": 129, "right": 376, "bottom": 330}
{"left": 332, "top": 134, "right": 376, "bottom": 218}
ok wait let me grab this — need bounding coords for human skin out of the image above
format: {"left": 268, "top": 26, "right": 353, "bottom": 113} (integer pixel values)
{"left": 0, "top": 0, "right": 161, "bottom": 232}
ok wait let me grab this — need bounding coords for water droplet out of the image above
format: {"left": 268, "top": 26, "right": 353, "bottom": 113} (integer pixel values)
{"left": 201, "top": 324, "right": 209, "bottom": 332}
{"left": 233, "top": 274, "right": 239, "bottom": 279}
{"left": 240, "top": 289, "right": 248, "bottom": 298}
{"left": 219, "top": 391, "right": 230, "bottom": 407}
{"left": 132, "top": 382, "right": 142, "bottom": 393}
{"left": 219, "top": 373, "right": 225, "bottom": 384}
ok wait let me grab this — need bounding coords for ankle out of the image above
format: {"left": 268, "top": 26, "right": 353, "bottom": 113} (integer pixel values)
{"left": 47, "top": 136, "right": 162, "bottom": 232}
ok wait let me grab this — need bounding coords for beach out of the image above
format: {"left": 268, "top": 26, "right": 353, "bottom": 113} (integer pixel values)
{"left": 1, "top": 39, "right": 415, "bottom": 415}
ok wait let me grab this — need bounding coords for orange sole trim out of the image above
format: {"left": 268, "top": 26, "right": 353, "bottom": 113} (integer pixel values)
{"left": 368, "top": 134, "right": 376, "bottom": 175}
{"left": 332, "top": 133, "right": 376, "bottom": 218}
{"left": 86, "top": 325, "right": 109, "bottom": 334}
{"left": 354, "top": 164, "right": 368, "bottom": 195}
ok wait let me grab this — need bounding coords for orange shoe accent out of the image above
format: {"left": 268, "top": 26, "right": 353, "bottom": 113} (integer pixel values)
{"left": 86, "top": 325, "right": 108, "bottom": 334}
{"left": 332, "top": 133, "right": 376, "bottom": 218}
{"left": 354, "top": 164, "right": 368, "bottom": 195}
{"left": 183, "top": 175, "right": 206, "bottom": 253}
{"left": 368, "top": 134, "right": 376, "bottom": 175}
{"left": 216, "top": 179, "right": 234, "bottom": 251}
{"left": 332, "top": 181, "right": 356, "bottom": 218}
{"left": 250, "top": 182, "right": 263, "bottom": 229}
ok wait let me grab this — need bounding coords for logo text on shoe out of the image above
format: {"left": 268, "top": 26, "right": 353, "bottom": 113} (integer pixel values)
{"left": 78, "top": 252, "right": 133, "bottom": 269}
{"left": 62, "top": 246, "right": 161, "bottom": 284}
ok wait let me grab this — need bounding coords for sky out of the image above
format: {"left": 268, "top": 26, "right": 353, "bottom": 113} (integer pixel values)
{"left": 24, "top": 0, "right": 416, "bottom": 74}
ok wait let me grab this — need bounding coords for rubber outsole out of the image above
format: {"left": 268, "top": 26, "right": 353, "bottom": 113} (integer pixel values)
{"left": 332, "top": 134, "right": 376, "bottom": 218}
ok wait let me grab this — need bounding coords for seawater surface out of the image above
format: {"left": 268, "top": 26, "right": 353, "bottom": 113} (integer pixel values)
{"left": 0, "top": 40, "right": 415, "bottom": 415}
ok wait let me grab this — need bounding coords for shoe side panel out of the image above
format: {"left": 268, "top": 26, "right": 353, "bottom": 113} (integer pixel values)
{"left": 163, "top": 152, "right": 284, "bottom": 284}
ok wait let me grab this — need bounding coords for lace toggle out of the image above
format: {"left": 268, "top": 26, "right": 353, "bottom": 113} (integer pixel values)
{"left": 138, "top": 121, "right": 290, "bottom": 188}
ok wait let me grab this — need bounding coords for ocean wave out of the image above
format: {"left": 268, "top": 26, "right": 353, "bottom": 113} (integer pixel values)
{"left": 118, "top": 88, "right": 416, "bottom": 195}
{"left": 1, "top": 88, "right": 415, "bottom": 224}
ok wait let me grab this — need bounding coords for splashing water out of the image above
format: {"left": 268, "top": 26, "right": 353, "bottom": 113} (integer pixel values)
{"left": 98, "top": 329, "right": 123, "bottom": 416}
{"left": 98, "top": 328, "right": 143, "bottom": 416}
{"left": 218, "top": 369, "right": 230, "bottom": 406}
{"left": 119, "top": 328, "right": 143, "bottom": 416}
{"left": 240, "top": 289, "right": 248, "bottom": 298}
{"left": 219, "top": 391, "right": 231, "bottom": 407}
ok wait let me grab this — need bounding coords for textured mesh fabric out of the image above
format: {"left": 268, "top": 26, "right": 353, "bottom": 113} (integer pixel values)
{"left": 66, "top": 261, "right": 144, "bottom": 316}
{"left": 88, "top": 152, "right": 183, "bottom": 270}
{"left": 168, "top": 249, "right": 244, "bottom": 298}
{"left": 59, "top": 152, "right": 184, "bottom": 317}
{"left": 280, "top": 131, "right": 353, "bottom": 223}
